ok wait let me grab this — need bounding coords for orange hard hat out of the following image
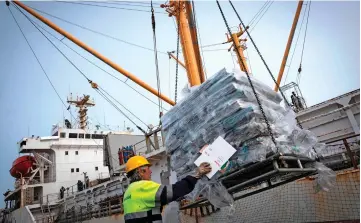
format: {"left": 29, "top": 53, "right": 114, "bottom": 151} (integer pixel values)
{"left": 125, "top": 156, "right": 150, "bottom": 173}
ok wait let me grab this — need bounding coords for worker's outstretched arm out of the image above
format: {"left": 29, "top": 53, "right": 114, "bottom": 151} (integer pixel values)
{"left": 158, "top": 162, "right": 211, "bottom": 206}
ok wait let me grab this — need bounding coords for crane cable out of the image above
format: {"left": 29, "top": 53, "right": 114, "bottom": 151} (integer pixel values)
{"left": 283, "top": 1, "right": 308, "bottom": 86}
{"left": 248, "top": 1, "right": 270, "bottom": 26}
{"left": 29, "top": 18, "right": 167, "bottom": 112}
{"left": 54, "top": 1, "right": 167, "bottom": 14}
{"left": 297, "top": 0, "right": 312, "bottom": 86}
{"left": 24, "top": 4, "right": 168, "bottom": 55}
{"left": 249, "top": 1, "right": 274, "bottom": 33}
{"left": 7, "top": 4, "right": 68, "bottom": 113}
{"left": 228, "top": 1, "right": 288, "bottom": 106}
{"left": 192, "top": 0, "right": 207, "bottom": 79}
{"left": 95, "top": 89, "right": 147, "bottom": 134}
{"left": 12, "top": 3, "right": 147, "bottom": 133}
{"left": 174, "top": 1, "right": 181, "bottom": 103}
{"left": 150, "top": 0, "right": 163, "bottom": 120}
{"left": 228, "top": 0, "right": 304, "bottom": 130}
{"left": 216, "top": 0, "right": 277, "bottom": 148}
{"left": 84, "top": 1, "right": 162, "bottom": 9}
{"left": 10, "top": 4, "right": 132, "bottom": 166}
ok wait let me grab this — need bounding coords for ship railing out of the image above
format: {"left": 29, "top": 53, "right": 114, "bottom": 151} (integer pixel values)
{"left": 55, "top": 194, "right": 124, "bottom": 223}
{"left": 40, "top": 193, "right": 61, "bottom": 205}
{"left": 14, "top": 176, "right": 56, "bottom": 188}
{"left": 132, "top": 132, "right": 164, "bottom": 156}
{"left": 321, "top": 134, "right": 360, "bottom": 170}
{"left": 98, "top": 172, "right": 110, "bottom": 180}
{"left": 180, "top": 135, "right": 360, "bottom": 210}
{"left": 64, "top": 183, "right": 81, "bottom": 198}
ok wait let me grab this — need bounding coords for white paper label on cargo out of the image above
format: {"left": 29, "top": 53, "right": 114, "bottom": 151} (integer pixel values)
{"left": 194, "top": 136, "right": 236, "bottom": 179}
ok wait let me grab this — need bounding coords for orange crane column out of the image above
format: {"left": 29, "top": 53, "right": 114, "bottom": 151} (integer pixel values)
{"left": 274, "top": 0, "right": 304, "bottom": 92}
{"left": 13, "top": 0, "right": 175, "bottom": 106}
{"left": 225, "top": 25, "right": 250, "bottom": 74}
{"left": 184, "top": 1, "right": 205, "bottom": 83}
{"left": 176, "top": 2, "right": 201, "bottom": 86}
{"left": 231, "top": 33, "right": 249, "bottom": 73}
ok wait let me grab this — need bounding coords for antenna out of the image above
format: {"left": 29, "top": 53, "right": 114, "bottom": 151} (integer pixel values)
{"left": 67, "top": 94, "right": 95, "bottom": 130}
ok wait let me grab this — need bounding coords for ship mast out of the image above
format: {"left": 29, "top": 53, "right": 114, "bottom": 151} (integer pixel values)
{"left": 225, "top": 25, "right": 250, "bottom": 73}
{"left": 67, "top": 94, "right": 95, "bottom": 130}
{"left": 162, "top": 0, "right": 205, "bottom": 86}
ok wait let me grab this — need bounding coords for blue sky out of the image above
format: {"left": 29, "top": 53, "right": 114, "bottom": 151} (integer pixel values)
{"left": 0, "top": 1, "right": 359, "bottom": 207}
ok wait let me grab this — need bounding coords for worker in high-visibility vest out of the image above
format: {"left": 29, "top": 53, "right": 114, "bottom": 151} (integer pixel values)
{"left": 123, "top": 155, "right": 211, "bottom": 223}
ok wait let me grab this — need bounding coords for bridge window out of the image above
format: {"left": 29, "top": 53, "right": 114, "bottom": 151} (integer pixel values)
{"left": 60, "top": 132, "right": 66, "bottom": 138}
{"left": 85, "top": 134, "right": 91, "bottom": 139}
{"left": 76, "top": 168, "right": 79, "bottom": 172}
{"left": 20, "top": 140, "right": 26, "bottom": 147}
{"left": 92, "top": 134, "right": 103, "bottom": 139}
{"left": 75, "top": 151, "right": 78, "bottom": 155}
{"left": 71, "top": 168, "right": 74, "bottom": 173}
{"left": 79, "top": 134, "right": 84, "bottom": 139}
{"left": 65, "top": 151, "right": 69, "bottom": 155}
{"left": 95, "top": 167, "right": 98, "bottom": 171}
{"left": 69, "top": 133, "right": 78, "bottom": 138}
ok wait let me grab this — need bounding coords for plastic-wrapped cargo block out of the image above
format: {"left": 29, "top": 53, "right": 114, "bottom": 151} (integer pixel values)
{"left": 161, "top": 68, "right": 330, "bottom": 208}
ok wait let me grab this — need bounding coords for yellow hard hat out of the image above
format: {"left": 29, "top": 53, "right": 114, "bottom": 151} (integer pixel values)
{"left": 125, "top": 156, "right": 150, "bottom": 173}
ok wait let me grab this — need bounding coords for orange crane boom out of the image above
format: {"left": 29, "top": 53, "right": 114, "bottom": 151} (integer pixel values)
{"left": 274, "top": 0, "right": 304, "bottom": 92}
{"left": 12, "top": 0, "right": 176, "bottom": 106}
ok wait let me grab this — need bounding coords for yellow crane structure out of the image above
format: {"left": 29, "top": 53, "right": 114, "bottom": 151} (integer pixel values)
{"left": 12, "top": 0, "right": 303, "bottom": 103}
{"left": 274, "top": 0, "right": 304, "bottom": 92}
{"left": 168, "top": 51, "right": 186, "bottom": 70}
{"left": 225, "top": 25, "right": 250, "bottom": 73}
{"left": 162, "top": 0, "right": 206, "bottom": 86}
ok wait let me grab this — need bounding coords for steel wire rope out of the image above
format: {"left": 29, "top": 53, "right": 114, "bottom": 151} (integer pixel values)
{"left": 13, "top": 3, "right": 148, "bottom": 133}
{"left": 297, "top": 1, "right": 312, "bottom": 86}
{"left": 283, "top": 1, "right": 308, "bottom": 86}
{"left": 8, "top": 6, "right": 67, "bottom": 110}
{"left": 228, "top": 0, "right": 305, "bottom": 131}
{"left": 150, "top": 0, "right": 164, "bottom": 117}
{"left": 216, "top": 0, "right": 278, "bottom": 147}
{"left": 249, "top": 1, "right": 274, "bottom": 33}
{"left": 29, "top": 17, "right": 168, "bottom": 111}
{"left": 84, "top": 1, "right": 162, "bottom": 9}
{"left": 10, "top": 3, "right": 123, "bottom": 166}
{"left": 174, "top": 1, "right": 181, "bottom": 103}
{"left": 192, "top": 0, "right": 207, "bottom": 79}
{"left": 248, "top": 0, "right": 270, "bottom": 27}
{"left": 53, "top": 1, "right": 166, "bottom": 14}
{"left": 24, "top": 4, "right": 168, "bottom": 55}
{"left": 228, "top": 0, "right": 291, "bottom": 107}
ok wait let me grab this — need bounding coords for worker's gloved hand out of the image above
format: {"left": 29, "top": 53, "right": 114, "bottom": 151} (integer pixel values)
{"left": 194, "top": 162, "right": 212, "bottom": 179}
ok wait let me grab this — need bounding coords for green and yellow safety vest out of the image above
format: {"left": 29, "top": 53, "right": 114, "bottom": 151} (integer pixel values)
{"left": 123, "top": 180, "right": 172, "bottom": 223}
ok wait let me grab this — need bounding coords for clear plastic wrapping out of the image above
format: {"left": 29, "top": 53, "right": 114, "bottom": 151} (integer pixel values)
{"left": 185, "top": 177, "right": 234, "bottom": 210}
{"left": 305, "top": 162, "right": 336, "bottom": 192}
{"left": 161, "top": 68, "right": 325, "bottom": 208}
{"left": 162, "top": 201, "right": 181, "bottom": 223}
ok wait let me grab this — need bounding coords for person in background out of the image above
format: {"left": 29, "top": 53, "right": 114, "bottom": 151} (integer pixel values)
{"left": 77, "top": 180, "right": 84, "bottom": 192}
{"left": 291, "top": 91, "right": 304, "bottom": 110}
{"left": 123, "top": 155, "right": 211, "bottom": 223}
{"left": 59, "top": 186, "right": 65, "bottom": 199}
